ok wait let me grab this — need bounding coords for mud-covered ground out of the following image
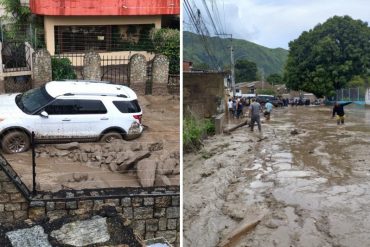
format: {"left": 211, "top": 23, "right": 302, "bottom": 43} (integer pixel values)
{"left": 3, "top": 95, "right": 180, "bottom": 191}
{"left": 184, "top": 104, "right": 370, "bottom": 247}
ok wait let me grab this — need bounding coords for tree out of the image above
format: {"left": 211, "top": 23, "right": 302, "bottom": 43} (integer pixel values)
{"left": 151, "top": 28, "right": 180, "bottom": 74}
{"left": 267, "top": 73, "right": 283, "bottom": 85}
{"left": 235, "top": 59, "right": 258, "bottom": 83}
{"left": 284, "top": 15, "right": 370, "bottom": 97}
{"left": 193, "top": 62, "right": 210, "bottom": 71}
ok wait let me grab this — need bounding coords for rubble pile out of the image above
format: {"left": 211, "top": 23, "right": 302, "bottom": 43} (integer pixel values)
{"left": 35, "top": 140, "right": 180, "bottom": 187}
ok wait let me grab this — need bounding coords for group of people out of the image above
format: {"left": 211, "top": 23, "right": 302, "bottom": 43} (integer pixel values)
{"left": 228, "top": 97, "right": 273, "bottom": 132}
{"left": 228, "top": 96, "right": 352, "bottom": 133}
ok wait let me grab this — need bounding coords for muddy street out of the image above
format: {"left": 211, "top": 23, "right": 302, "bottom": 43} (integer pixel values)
{"left": 3, "top": 95, "right": 180, "bottom": 191}
{"left": 184, "top": 104, "right": 370, "bottom": 247}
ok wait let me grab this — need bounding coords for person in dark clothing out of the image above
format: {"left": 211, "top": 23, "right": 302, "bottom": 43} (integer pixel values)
{"left": 332, "top": 101, "right": 352, "bottom": 125}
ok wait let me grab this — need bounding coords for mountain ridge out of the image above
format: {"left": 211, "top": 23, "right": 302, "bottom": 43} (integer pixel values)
{"left": 183, "top": 31, "right": 289, "bottom": 77}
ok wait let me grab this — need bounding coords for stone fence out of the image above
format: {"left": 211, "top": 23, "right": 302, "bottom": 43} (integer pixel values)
{"left": 0, "top": 160, "right": 180, "bottom": 246}
{"left": 29, "top": 49, "right": 179, "bottom": 96}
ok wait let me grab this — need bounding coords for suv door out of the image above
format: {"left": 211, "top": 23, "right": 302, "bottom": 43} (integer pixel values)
{"left": 68, "top": 99, "right": 108, "bottom": 139}
{"left": 32, "top": 99, "right": 78, "bottom": 139}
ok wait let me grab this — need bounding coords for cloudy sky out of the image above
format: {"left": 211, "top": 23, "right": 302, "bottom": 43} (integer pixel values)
{"left": 184, "top": 0, "right": 370, "bottom": 49}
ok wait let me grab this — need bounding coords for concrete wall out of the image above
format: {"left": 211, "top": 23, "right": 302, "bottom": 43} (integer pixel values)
{"left": 44, "top": 16, "right": 161, "bottom": 56}
{"left": 183, "top": 72, "right": 225, "bottom": 118}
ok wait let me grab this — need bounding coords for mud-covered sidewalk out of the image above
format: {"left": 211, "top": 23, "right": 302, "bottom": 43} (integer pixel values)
{"left": 184, "top": 104, "right": 370, "bottom": 247}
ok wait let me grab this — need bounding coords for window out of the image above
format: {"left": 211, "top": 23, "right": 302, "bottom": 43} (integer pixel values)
{"left": 45, "top": 99, "right": 79, "bottom": 115}
{"left": 16, "top": 86, "right": 54, "bottom": 114}
{"left": 77, "top": 100, "right": 107, "bottom": 114}
{"left": 113, "top": 100, "right": 141, "bottom": 113}
{"left": 55, "top": 24, "right": 155, "bottom": 54}
{"left": 45, "top": 100, "right": 107, "bottom": 115}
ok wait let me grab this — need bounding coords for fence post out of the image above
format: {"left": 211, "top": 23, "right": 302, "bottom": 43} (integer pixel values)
{"left": 358, "top": 87, "right": 360, "bottom": 101}
{"left": 31, "top": 131, "right": 36, "bottom": 195}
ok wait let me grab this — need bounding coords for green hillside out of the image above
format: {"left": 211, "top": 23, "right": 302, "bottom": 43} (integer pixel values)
{"left": 184, "top": 31, "right": 289, "bottom": 77}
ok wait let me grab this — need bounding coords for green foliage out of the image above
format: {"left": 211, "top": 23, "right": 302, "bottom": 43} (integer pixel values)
{"left": 51, "top": 58, "right": 77, "bottom": 81}
{"left": 183, "top": 116, "right": 215, "bottom": 152}
{"left": 193, "top": 62, "right": 210, "bottom": 70}
{"left": 111, "top": 25, "right": 154, "bottom": 52}
{"left": 256, "top": 88, "right": 276, "bottom": 96}
{"left": 348, "top": 75, "right": 366, "bottom": 88}
{"left": 0, "top": 0, "right": 31, "bottom": 40}
{"left": 0, "top": 0, "right": 30, "bottom": 24}
{"left": 284, "top": 15, "right": 370, "bottom": 97}
{"left": 267, "top": 73, "right": 283, "bottom": 85}
{"left": 151, "top": 28, "right": 180, "bottom": 74}
{"left": 183, "top": 31, "right": 288, "bottom": 76}
{"left": 235, "top": 59, "right": 258, "bottom": 82}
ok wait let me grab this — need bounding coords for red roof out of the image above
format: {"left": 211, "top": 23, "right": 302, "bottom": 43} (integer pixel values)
{"left": 30, "top": 0, "right": 180, "bottom": 16}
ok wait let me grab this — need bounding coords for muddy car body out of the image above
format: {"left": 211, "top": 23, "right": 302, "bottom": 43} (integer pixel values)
{"left": 0, "top": 80, "right": 143, "bottom": 153}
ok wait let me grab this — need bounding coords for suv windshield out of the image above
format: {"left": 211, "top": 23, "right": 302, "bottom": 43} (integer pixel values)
{"left": 16, "top": 86, "right": 54, "bottom": 114}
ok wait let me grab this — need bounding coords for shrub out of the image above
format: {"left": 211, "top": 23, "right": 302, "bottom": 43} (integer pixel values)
{"left": 51, "top": 57, "right": 77, "bottom": 81}
{"left": 183, "top": 116, "right": 215, "bottom": 152}
{"left": 150, "top": 28, "right": 180, "bottom": 74}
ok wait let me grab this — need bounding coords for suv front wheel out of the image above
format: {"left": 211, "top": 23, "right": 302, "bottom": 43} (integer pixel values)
{"left": 1, "top": 131, "right": 30, "bottom": 154}
{"left": 100, "top": 132, "right": 123, "bottom": 143}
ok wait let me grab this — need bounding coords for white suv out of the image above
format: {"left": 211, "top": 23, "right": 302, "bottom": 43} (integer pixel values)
{"left": 0, "top": 80, "right": 143, "bottom": 154}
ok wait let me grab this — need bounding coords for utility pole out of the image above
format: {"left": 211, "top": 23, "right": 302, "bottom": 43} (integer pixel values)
{"left": 230, "top": 39, "right": 235, "bottom": 98}
{"left": 216, "top": 33, "right": 234, "bottom": 97}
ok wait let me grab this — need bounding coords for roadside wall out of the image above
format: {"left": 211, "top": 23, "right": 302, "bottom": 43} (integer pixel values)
{"left": 183, "top": 72, "right": 225, "bottom": 118}
{"left": 0, "top": 168, "right": 28, "bottom": 224}
{"left": 0, "top": 166, "right": 180, "bottom": 245}
{"left": 29, "top": 190, "right": 180, "bottom": 245}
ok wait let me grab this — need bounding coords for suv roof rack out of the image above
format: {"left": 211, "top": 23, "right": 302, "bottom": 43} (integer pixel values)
{"left": 62, "top": 79, "right": 112, "bottom": 84}
{"left": 63, "top": 93, "right": 128, "bottom": 98}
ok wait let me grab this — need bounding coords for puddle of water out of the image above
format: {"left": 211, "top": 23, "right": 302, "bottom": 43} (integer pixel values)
{"left": 250, "top": 180, "right": 274, "bottom": 189}
{"left": 244, "top": 162, "right": 262, "bottom": 171}
{"left": 276, "top": 170, "right": 315, "bottom": 178}
{"left": 272, "top": 162, "right": 292, "bottom": 170}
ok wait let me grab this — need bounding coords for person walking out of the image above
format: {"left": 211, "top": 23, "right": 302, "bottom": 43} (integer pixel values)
{"left": 228, "top": 98, "right": 233, "bottom": 118}
{"left": 249, "top": 98, "right": 262, "bottom": 132}
{"left": 264, "top": 99, "right": 273, "bottom": 121}
{"left": 332, "top": 101, "right": 352, "bottom": 125}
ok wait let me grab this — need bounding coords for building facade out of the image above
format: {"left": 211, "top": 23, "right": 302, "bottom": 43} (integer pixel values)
{"left": 29, "top": 0, "right": 180, "bottom": 58}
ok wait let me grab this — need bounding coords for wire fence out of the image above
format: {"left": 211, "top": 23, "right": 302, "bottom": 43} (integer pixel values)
{"left": 334, "top": 87, "right": 366, "bottom": 102}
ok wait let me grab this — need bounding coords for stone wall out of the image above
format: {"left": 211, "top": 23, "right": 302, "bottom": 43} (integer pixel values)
{"left": 152, "top": 55, "right": 169, "bottom": 96}
{"left": 0, "top": 166, "right": 180, "bottom": 246}
{"left": 183, "top": 72, "right": 226, "bottom": 118}
{"left": 0, "top": 168, "right": 28, "bottom": 224}
{"left": 32, "top": 49, "right": 52, "bottom": 88}
{"left": 83, "top": 51, "right": 102, "bottom": 81}
{"left": 129, "top": 54, "right": 147, "bottom": 96}
{"left": 29, "top": 191, "right": 180, "bottom": 245}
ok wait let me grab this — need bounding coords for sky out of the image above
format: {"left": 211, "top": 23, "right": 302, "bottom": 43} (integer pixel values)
{"left": 184, "top": 0, "right": 370, "bottom": 49}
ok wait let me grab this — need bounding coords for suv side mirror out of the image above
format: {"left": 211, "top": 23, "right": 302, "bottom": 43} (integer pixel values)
{"left": 40, "top": 111, "right": 49, "bottom": 118}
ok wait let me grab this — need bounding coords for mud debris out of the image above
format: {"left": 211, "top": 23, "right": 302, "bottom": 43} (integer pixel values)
{"left": 184, "top": 105, "right": 370, "bottom": 247}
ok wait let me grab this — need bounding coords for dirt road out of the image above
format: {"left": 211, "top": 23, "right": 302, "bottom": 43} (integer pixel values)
{"left": 184, "top": 104, "right": 370, "bottom": 247}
